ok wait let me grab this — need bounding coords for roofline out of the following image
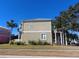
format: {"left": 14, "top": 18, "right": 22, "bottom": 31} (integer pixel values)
{"left": 22, "top": 18, "right": 52, "bottom": 23}
{"left": 0, "top": 26, "right": 10, "bottom": 31}
{"left": 23, "top": 20, "right": 52, "bottom": 22}
{"left": 0, "top": 26, "right": 7, "bottom": 29}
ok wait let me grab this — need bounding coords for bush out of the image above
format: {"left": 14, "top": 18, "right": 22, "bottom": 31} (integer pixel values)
{"left": 9, "top": 40, "right": 15, "bottom": 45}
{"left": 28, "top": 40, "right": 50, "bottom": 45}
{"left": 43, "top": 41, "right": 50, "bottom": 45}
{"left": 28, "top": 40, "right": 37, "bottom": 45}
{"left": 15, "top": 41, "right": 26, "bottom": 45}
{"left": 37, "top": 40, "right": 43, "bottom": 45}
{"left": 9, "top": 40, "right": 26, "bottom": 45}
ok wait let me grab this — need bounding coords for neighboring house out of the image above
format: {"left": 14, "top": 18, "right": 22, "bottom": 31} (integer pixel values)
{"left": 20, "top": 18, "right": 53, "bottom": 44}
{"left": 19, "top": 18, "right": 68, "bottom": 45}
{"left": 0, "top": 26, "right": 10, "bottom": 43}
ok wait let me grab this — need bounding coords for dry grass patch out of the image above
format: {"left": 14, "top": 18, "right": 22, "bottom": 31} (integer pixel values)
{"left": 0, "top": 44, "right": 54, "bottom": 49}
{"left": 0, "top": 44, "right": 79, "bottom": 50}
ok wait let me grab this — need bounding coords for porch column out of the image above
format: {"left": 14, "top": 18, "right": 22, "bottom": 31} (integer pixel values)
{"left": 62, "top": 33, "right": 64, "bottom": 45}
{"left": 54, "top": 30, "right": 57, "bottom": 44}
{"left": 60, "top": 32, "right": 63, "bottom": 45}
{"left": 65, "top": 33, "right": 68, "bottom": 46}
{"left": 66, "top": 40, "right": 68, "bottom": 46}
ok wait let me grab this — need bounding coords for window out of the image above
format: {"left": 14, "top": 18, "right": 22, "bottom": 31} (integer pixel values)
{"left": 29, "top": 23, "right": 32, "bottom": 30}
{"left": 41, "top": 34, "right": 46, "bottom": 40}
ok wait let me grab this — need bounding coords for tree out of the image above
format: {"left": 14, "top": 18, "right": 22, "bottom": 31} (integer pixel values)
{"left": 52, "top": 2, "right": 79, "bottom": 45}
{"left": 52, "top": 16, "right": 67, "bottom": 45}
{"left": 11, "top": 34, "right": 18, "bottom": 40}
{"left": 6, "top": 20, "right": 18, "bottom": 40}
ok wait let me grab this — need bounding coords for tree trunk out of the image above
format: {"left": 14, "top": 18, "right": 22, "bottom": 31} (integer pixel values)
{"left": 10, "top": 28, "right": 13, "bottom": 40}
{"left": 18, "top": 31, "right": 21, "bottom": 41}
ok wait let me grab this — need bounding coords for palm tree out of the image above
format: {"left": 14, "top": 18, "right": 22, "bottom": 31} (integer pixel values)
{"left": 54, "top": 11, "right": 70, "bottom": 45}
{"left": 52, "top": 16, "right": 67, "bottom": 45}
{"left": 52, "top": 2, "right": 79, "bottom": 45}
{"left": 6, "top": 20, "right": 18, "bottom": 40}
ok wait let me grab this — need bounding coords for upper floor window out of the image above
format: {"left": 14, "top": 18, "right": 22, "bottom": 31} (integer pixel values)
{"left": 29, "top": 23, "right": 32, "bottom": 30}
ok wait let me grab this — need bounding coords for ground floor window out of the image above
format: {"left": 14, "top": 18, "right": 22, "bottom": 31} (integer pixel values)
{"left": 40, "top": 33, "right": 46, "bottom": 40}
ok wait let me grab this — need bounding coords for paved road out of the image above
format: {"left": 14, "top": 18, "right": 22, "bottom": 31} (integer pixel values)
{"left": 0, "top": 55, "right": 42, "bottom": 58}
{"left": 0, "top": 46, "right": 79, "bottom": 57}
{"left": 0, "top": 49, "right": 79, "bottom": 57}
{"left": 0, "top": 55, "right": 51, "bottom": 58}
{"left": 0, "top": 48, "right": 79, "bottom": 51}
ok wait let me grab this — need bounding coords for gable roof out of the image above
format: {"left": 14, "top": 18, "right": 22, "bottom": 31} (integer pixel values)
{"left": 0, "top": 26, "right": 10, "bottom": 33}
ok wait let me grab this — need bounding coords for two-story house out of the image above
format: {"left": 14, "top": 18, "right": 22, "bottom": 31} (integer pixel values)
{"left": 19, "top": 18, "right": 68, "bottom": 45}
{"left": 20, "top": 18, "right": 53, "bottom": 44}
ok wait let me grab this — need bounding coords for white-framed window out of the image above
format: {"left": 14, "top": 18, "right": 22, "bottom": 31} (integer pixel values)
{"left": 40, "top": 33, "right": 47, "bottom": 40}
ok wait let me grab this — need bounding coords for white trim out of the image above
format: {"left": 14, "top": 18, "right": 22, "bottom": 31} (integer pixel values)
{"left": 22, "top": 31, "right": 51, "bottom": 33}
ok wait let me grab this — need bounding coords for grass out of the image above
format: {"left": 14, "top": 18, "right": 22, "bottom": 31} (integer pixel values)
{"left": 0, "top": 44, "right": 79, "bottom": 57}
{"left": 0, "top": 44, "right": 54, "bottom": 49}
{"left": 0, "top": 44, "right": 79, "bottom": 50}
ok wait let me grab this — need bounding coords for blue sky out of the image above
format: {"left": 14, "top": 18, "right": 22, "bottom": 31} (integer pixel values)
{"left": 0, "top": 0, "right": 79, "bottom": 35}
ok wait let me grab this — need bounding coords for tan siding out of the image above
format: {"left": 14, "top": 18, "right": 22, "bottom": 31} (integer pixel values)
{"left": 21, "top": 20, "right": 52, "bottom": 44}
{"left": 21, "top": 32, "right": 52, "bottom": 44}
{"left": 23, "top": 22, "right": 51, "bottom": 31}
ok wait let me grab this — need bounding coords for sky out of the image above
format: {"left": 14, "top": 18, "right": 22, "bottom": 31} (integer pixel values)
{"left": 0, "top": 0, "right": 79, "bottom": 35}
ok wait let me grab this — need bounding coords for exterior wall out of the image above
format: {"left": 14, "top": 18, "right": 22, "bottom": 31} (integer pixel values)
{"left": 22, "top": 21, "right": 51, "bottom": 31}
{"left": 21, "top": 32, "right": 52, "bottom": 44}
{"left": 0, "top": 27, "right": 10, "bottom": 43}
{"left": 21, "top": 20, "right": 52, "bottom": 44}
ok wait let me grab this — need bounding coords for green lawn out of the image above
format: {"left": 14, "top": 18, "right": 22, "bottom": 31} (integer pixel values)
{"left": 0, "top": 44, "right": 54, "bottom": 49}
{"left": 0, "top": 44, "right": 79, "bottom": 50}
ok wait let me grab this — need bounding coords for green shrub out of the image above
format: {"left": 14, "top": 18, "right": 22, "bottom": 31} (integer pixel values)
{"left": 28, "top": 40, "right": 50, "bottom": 45}
{"left": 9, "top": 40, "right": 26, "bottom": 45}
{"left": 36, "top": 40, "right": 42, "bottom": 45}
{"left": 28, "top": 40, "right": 37, "bottom": 45}
{"left": 9, "top": 40, "right": 15, "bottom": 45}
{"left": 43, "top": 41, "right": 50, "bottom": 45}
{"left": 15, "top": 41, "right": 26, "bottom": 45}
